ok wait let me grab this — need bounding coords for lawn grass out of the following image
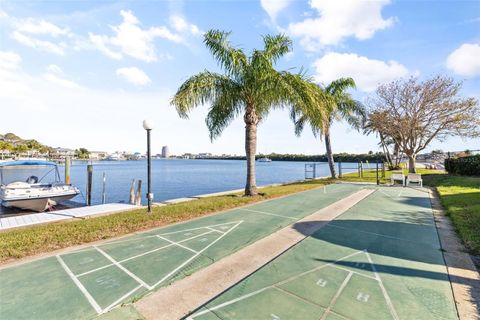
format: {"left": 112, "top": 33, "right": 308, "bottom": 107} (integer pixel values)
{"left": 423, "top": 174, "right": 480, "bottom": 256}
{"left": 0, "top": 179, "right": 332, "bottom": 264}
{"left": 340, "top": 167, "right": 444, "bottom": 184}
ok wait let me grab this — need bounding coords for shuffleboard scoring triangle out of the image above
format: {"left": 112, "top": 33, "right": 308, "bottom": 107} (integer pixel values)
{"left": 150, "top": 220, "right": 243, "bottom": 289}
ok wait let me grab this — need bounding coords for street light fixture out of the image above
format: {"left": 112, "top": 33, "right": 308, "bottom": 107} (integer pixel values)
{"left": 143, "top": 119, "right": 154, "bottom": 213}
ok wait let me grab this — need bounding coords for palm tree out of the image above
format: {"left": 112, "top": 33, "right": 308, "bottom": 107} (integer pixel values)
{"left": 171, "top": 30, "right": 331, "bottom": 196}
{"left": 292, "top": 78, "right": 365, "bottom": 178}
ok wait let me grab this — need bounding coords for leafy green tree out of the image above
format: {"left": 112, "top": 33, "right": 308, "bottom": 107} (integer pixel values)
{"left": 0, "top": 141, "right": 13, "bottom": 159}
{"left": 75, "top": 148, "right": 90, "bottom": 160}
{"left": 24, "top": 139, "right": 43, "bottom": 150}
{"left": 13, "top": 144, "right": 28, "bottom": 156}
{"left": 171, "top": 30, "right": 331, "bottom": 196}
{"left": 292, "top": 78, "right": 365, "bottom": 178}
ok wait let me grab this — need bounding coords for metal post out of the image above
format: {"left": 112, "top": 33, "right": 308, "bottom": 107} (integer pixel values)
{"left": 313, "top": 163, "right": 316, "bottom": 179}
{"left": 376, "top": 161, "right": 379, "bottom": 185}
{"left": 65, "top": 156, "right": 71, "bottom": 185}
{"left": 102, "top": 172, "right": 106, "bottom": 204}
{"left": 338, "top": 161, "right": 342, "bottom": 178}
{"left": 146, "top": 129, "right": 152, "bottom": 213}
{"left": 86, "top": 164, "right": 93, "bottom": 206}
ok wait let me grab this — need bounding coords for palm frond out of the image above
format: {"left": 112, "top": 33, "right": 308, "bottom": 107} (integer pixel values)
{"left": 170, "top": 71, "right": 241, "bottom": 118}
{"left": 325, "top": 77, "right": 356, "bottom": 97}
{"left": 262, "top": 34, "right": 292, "bottom": 64}
{"left": 206, "top": 93, "right": 242, "bottom": 140}
{"left": 204, "top": 30, "right": 247, "bottom": 77}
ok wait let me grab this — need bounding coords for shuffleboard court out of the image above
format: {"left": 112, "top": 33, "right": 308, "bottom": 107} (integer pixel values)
{"left": 0, "top": 183, "right": 362, "bottom": 320}
{"left": 188, "top": 186, "right": 458, "bottom": 320}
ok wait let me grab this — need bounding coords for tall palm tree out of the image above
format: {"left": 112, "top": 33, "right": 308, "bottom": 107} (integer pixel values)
{"left": 292, "top": 78, "right": 365, "bottom": 178}
{"left": 171, "top": 30, "right": 331, "bottom": 196}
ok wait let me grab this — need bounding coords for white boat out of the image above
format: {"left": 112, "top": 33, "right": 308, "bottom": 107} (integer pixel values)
{"left": 0, "top": 160, "right": 80, "bottom": 212}
{"left": 257, "top": 157, "right": 272, "bottom": 162}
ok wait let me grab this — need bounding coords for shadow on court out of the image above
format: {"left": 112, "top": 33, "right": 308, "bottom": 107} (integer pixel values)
{"left": 292, "top": 217, "right": 480, "bottom": 315}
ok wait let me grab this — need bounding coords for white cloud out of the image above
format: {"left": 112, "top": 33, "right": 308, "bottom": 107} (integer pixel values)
{"left": 116, "top": 67, "right": 151, "bottom": 86}
{"left": 313, "top": 52, "right": 409, "bottom": 92}
{"left": 89, "top": 10, "right": 200, "bottom": 62}
{"left": 41, "top": 64, "right": 82, "bottom": 89}
{"left": 170, "top": 15, "right": 202, "bottom": 36}
{"left": 11, "top": 31, "right": 66, "bottom": 55}
{"left": 447, "top": 43, "right": 480, "bottom": 77}
{"left": 43, "top": 73, "right": 82, "bottom": 89}
{"left": 288, "top": 0, "right": 395, "bottom": 50}
{"left": 260, "top": 0, "right": 292, "bottom": 21}
{"left": 2, "top": 11, "right": 72, "bottom": 55}
{"left": 0, "top": 51, "right": 21, "bottom": 69}
{"left": 16, "top": 18, "right": 70, "bottom": 37}
{"left": 46, "top": 64, "right": 63, "bottom": 74}
{"left": 89, "top": 33, "right": 123, "bottom": 60}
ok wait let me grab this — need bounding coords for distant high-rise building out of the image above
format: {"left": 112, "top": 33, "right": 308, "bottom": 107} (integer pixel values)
{"left": 161, "top": 146, "right": 170, "bottom": 158}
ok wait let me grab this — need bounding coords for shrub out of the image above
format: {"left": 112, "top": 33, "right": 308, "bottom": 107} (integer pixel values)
{"left": 445, "top": 155, "right": 480, "bottom": 176}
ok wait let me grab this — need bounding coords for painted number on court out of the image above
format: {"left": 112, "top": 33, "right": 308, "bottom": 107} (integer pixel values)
{"left": 95, "top": 275, "right": 120, "bottom": 289}
{"left": 79, "top": 257, "right": 94, "bottom": 265}
{"left": 316, "top": 278, "right": 328, "bottom": 287}
{"left": 356, "top": 292, "right": 370, "bottom": 303}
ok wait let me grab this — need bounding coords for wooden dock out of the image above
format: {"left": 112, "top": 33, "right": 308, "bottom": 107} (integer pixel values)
{"left": 0, "top": 203, "right": 137, "bottom": 231}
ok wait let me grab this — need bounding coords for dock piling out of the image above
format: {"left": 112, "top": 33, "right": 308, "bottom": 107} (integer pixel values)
{"left": 102, "top": 172, "right": 106, "bottom": 204}
{"left": 135, "top": 180, "right": 142, "bottom": 206}
{"left": 65, "top": 157, "right": 71, "bottom": 185}
{"left": 129, "top": 179, "right": 135, "bottom": 205}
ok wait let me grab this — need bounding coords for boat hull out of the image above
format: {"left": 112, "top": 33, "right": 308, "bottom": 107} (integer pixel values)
{"left": 2, "top": 193, "right": 78, "bottom": 212}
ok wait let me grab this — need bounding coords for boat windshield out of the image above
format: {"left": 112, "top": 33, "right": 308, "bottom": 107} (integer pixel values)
{"left": 0, "top": 162, "right": 60, "bottom": 185}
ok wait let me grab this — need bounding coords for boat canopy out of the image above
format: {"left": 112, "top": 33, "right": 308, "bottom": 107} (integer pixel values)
{"left": 0, "top": 160, "right": 57, "bottom": 167}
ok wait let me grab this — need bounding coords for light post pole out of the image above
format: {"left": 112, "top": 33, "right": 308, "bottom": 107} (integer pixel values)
{"left": 143, "top": 120, "right": 154, "bottom": 213}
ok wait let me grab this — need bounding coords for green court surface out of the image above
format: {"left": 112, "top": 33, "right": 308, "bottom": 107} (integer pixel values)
{"left": 0, "top": 183, "right": 362, "bottom": 320}
{"left": 188, "top": 187, "right": 459, "bottom": 320}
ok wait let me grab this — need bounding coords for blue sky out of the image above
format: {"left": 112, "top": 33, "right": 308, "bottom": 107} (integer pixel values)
{"left": 1, "top": 0, "right": 479, "bottom": 155}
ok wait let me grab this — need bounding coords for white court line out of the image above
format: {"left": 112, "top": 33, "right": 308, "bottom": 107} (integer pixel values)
{"left": 101, "top": 221, "right": 240, "bottom": 245}
{"left": 205, "top": 226, "right": 225, "bottom": 234}
{"left": 365, "top": 251, "right": 399, "bottom": 320}
{"left": 328, "top": 264, "right": 378, "bottom": 281}
{"left": 320, "top": 272, "right": 353, "bottom": 320}
{"left": 325, "top": 224, "right": 426, "bottom": 245}
{"left": 188, "top": 250, "right": 365, "bottom": 319}
{"left": 56, "top": 255, "right": 102, "bottom": 314}
{"left": 77, "top": 231, "right": 214, "bottom": 277}
{"left": 379, "top": 189, "right": 396, "bottom": 198}
{"left": 156, "top": 221, "right": 242, "bottom": 237}
{"left": 156, "top": 235, "right": 198, "bottom": 254}
{"left": 94, "top": 246, "right": 152, "bottom": 290}
{"left": 101, "top": 284, "right": 142, "bottom": 314}
{"left": 238, "top": 208, "right": 297, "bottom": 220}
{"left": 150, "top": 220, "right": 243, "bottom": 289}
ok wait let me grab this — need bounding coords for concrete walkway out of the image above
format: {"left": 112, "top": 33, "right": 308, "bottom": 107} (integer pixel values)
{"left": 0, "top": 203, "right": 136, "bottom": 230}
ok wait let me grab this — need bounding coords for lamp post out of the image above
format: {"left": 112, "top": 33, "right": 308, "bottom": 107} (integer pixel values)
{"left": 143, "top": 120, "right": 154, "bottom": 213}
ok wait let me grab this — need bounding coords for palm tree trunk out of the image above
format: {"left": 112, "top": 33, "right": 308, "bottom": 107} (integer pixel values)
{"left": 244, "top": 105, "right": 258, "bottom": 196}
{"left": 324, "top": 124, "right": 336, "bottom": 178}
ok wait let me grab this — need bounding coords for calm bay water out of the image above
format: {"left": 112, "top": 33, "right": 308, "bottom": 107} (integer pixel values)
{"left": 62, "top": 159, "right": 357, "bottom": 205}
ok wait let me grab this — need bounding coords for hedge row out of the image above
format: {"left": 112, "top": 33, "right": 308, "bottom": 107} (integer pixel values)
{"left": 444, "top": 155, "right": 480, "bottom": 176}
